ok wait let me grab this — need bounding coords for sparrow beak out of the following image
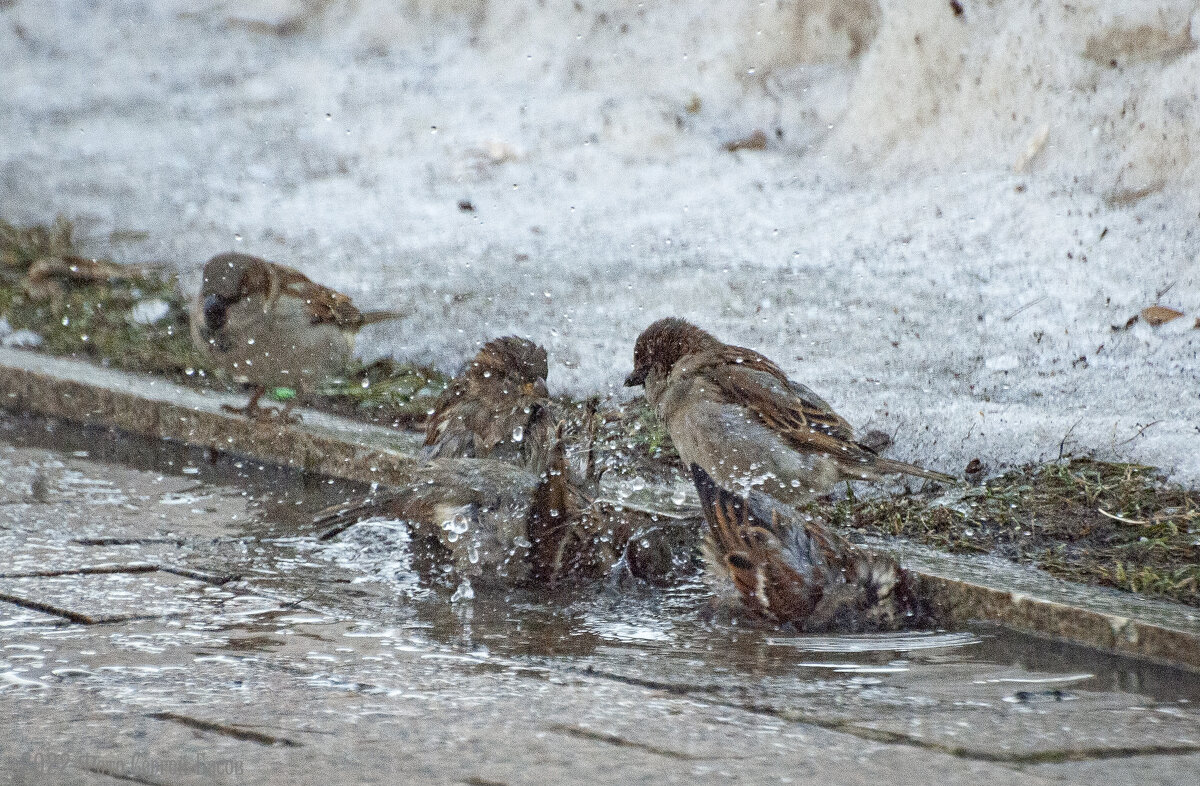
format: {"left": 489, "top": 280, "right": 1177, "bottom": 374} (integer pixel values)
{"left": 202, "top": 293, "right": 230, "bottom": 332}
{"left": 624, "top": 366, "right": 648, "bottom": 387}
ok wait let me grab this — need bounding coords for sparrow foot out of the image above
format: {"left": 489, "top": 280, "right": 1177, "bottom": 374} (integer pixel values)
{"left": 220, "top": 403, "right": 303, "bottom": 424}
{"left": 277, "top": 403, "right": 302, "bottom": 424}
{"left": 220, "top": 387, "right": 301, "bottom": 423}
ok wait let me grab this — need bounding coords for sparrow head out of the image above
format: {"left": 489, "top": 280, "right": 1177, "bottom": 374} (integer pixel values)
{"left": 200, "top": 252, "right": 266, "bottom": 300}
{"left": 625, "top": 317, "right": 720, "bottom": 387}
{"left": 198, "top": 252, "right": 275, "bottom": 334}
{"left": 468, "top": 336, "right": 549, "bottom": 388}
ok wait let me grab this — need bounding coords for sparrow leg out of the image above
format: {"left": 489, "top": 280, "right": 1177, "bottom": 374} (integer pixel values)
{"left": 220, "top": 387, "right": 303, "bottom": 423}
{"left": 583, "top": 396, "right": 600, "bottom": 485}
{"left": 277, "top": 399, "right": 303, "bottom": 424}
{"left": 221, "top": 385, "right": 279, "bottom": 421}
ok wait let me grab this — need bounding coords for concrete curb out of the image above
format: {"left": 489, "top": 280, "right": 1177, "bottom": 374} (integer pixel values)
{"left": 1, "top": 346, "right": 1197, "bottom": 671}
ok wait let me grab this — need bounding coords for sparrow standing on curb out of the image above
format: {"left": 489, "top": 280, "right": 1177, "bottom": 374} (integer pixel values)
{"left": 691, "top": 464, "right": 926, "bottom": 632}
{"left": 424, "top": 336, "right": 554, "bottom": 476}
{"left": 625, "top": 318, "right": 952, "bottom": 503}
{"left": 191, "top": 252, "right": 401, "bottom": 419}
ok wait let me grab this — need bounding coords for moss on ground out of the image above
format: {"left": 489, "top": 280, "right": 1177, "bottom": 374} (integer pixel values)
{"left": 806, "top": 459, "right": 1200, "bottom": 608}
{"left": 0, "top": 217, "right": 204, "bottom": 377}
{"left": 317, "top": 358, "right": 447, "bottom": 426}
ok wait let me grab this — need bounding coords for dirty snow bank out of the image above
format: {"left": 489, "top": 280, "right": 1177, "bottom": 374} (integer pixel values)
{"left": 1, "top": 0, "right": 1198, "bottom": 484}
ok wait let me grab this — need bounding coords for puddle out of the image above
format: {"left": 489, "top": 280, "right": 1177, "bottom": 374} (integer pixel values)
{"left": 1, "top": 412, "right": 1199, "bottom": 764}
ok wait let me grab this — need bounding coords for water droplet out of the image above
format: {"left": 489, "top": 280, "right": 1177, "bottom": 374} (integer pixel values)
{"left": 671, "top": 488, "right": 687, "bottom": 506}
{"left": 511, "top": 425, "right": 524, "bottom": 443}
{"left": 629, "top": 476, "right": 646, "bottom": 492}
{"left": 441, "top": 512, "right": 470, "bottom": 536}
{"left": 451, "top": 579, "right": 474, "bottom": 602}
{"left": 467, "top": 541, "right": 480, "bottom": 564}
{"left": 512, "top": 535, "right": 532, "bottom": 549}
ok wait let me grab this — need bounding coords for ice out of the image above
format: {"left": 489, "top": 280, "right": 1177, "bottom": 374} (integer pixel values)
{"left": 129, "top": 298, "right": 172, "bottom": 325}
{"left": 1, "top": 1, "right": 1198, "bottom": 484}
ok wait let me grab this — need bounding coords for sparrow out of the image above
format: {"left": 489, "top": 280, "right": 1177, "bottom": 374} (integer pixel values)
{"left": 315, "top": 437, "right": 616, "bottom": 587}
{"left": 624, "top": 318, "right": 952, "bottom": 503}
{"left": 691, "top": 464, "right": 926, "bottom": 632}
{"left": 22, "top": 255, "right": 165, "bottom": 306}
{"left": 190, "top": 252, "right": 401, "bottom": 419}
{"left": 423, "top": 336, "right": 554, "bottom": 476}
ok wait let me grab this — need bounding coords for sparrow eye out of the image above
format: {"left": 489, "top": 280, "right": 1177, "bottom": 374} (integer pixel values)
{"left": 203, "top": 294, "right": 229, "bottom": 331}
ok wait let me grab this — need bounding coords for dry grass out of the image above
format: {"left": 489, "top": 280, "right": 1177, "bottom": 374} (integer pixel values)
{"left": 807, "top": 459, "right": 1200, "bottom": 607}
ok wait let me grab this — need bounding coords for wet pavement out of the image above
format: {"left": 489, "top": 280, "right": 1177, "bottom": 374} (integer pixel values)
{"left": 1, "top": 415, "right": 1199, "bottom": 785}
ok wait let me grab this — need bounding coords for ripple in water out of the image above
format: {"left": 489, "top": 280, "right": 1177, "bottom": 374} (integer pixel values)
{"left": 764, "top": 631, "right": 981, "bottom": 653}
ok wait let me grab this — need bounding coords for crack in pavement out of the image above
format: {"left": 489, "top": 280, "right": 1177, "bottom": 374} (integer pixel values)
{"left": 83, "top": 766, "right": 174, "bottom": 786}
{"left": 567, "top": 664, "right": 1200, "bottom": 766}
{"left": 547, "top": 723, "right": 704, "bottom": 760}
{"left": 0, "top": 591, "right": 130, "bottom": 624}
{"left": 147, "top": 711, "right": 302, "bottom": 747}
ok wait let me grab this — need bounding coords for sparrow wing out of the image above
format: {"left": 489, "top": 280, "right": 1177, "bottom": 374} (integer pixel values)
{"left": 423, "top": 378, "right": 473, "bottom": 452}
{"left": 272, "top": 264, "right": 366, "bottom": 329}
{"left": 315, "top": 460, "right": 537, "bottom": 539}
{"left": 425, "top": 377, "right": 556, "bottom": 476}
{"left": 692, "top": 464, "right": 917, "bottom": 630}
{"left": 710, "top": 346, "right": 953, "bottom": 483}
{"left": 698, "top": 349, "right": 869, "bottom": 462}
{"left": 691, "top": 464, "right": 824, "bottom": 624}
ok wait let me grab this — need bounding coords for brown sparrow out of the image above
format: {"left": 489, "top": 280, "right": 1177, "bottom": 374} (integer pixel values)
{"left": 22, "top": 255, "right": 165, "bottom": 305}
{"left": 691, "top": 464, "right": 925, "bottom": 632}
{"left": 315, "top": 438, "right": 615, "bottom": 587}
{"left": 191, "top": 252, "right": 400, "bottom": 419}
{"left": 423, "top": 336, "right": 554, "bottom": 476}
{"left": 625, "top": 318, "right": 952, "bottom": 503}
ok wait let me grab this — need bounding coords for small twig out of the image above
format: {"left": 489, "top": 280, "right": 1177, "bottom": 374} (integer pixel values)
{"left": 584, "top": 395, "right": 601, "bottom": 485}
{"left": 1098, "top": 508, "right": 1149, "bottom": 526}
{"left": 318, "top": 519, "right": 360, "bottom": 541}
{"left": 1058, "top": 416, "right": 1084, "bottom": 461}
{"left": 1156, "top": 281, "right": 1176, "bottom": 300}
{"left": 1004, "top": 295, "right": 1048, "bottom": 322}
{"left": 1119, "top": 420, "right": 1161, "bottom": 445}
{"left": 279, "top": 590, "right": 322, "bottom": 610}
